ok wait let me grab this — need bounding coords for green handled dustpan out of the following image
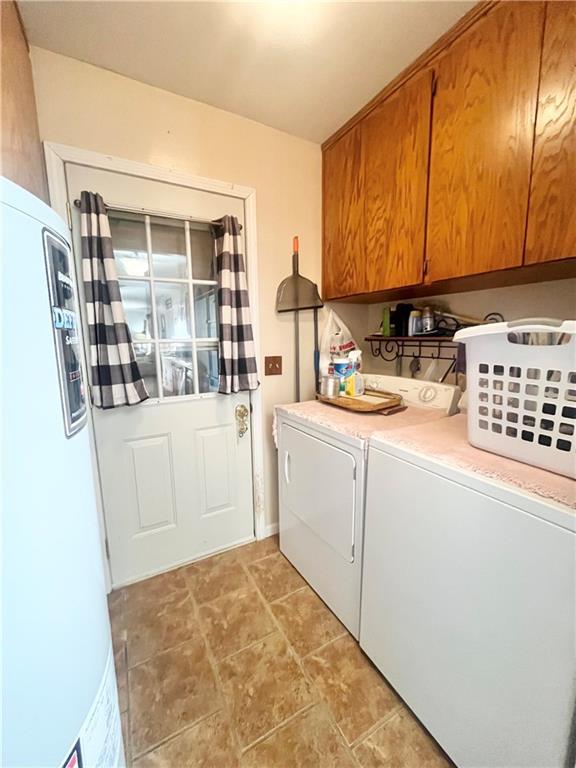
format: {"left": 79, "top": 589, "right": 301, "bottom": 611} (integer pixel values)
{"left": 275, "top": 236, "right": 323, "bottom": 401}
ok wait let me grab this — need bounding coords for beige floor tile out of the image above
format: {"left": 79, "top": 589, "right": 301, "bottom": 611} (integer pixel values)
{"left": 354, "top": 707, "right": 452, "bottom": 768}
{"left": 108, "top": 588, "right": 125, "bottom": 614}
{"left": 112, "top": 632, "right": 127, "bottom": 659}
{"left": 120, "top": 569, "right": 197, "bottom": 668}
{"left": 304, "top": 636, "right": 401, "bottom": 745}
{"left": 124, "top": 592, "right": 197, "bottom": 668}
{"left": 184, "top": 551, "right": 251, "bottom": 605}
{"left": 123, "top": 569, "right": 190, "bottom": 609}
{"left": 218, "top": 632, "right": 314, "bottom": 747}
{"left": 236, "top": 535, "right": 279, "bottom": 564}
{"left": 247, "top": 553, "right": 306, "bottom": 602}
{"left": 121, "top": 711, "right": 130, "bottom": 766}
{"left": 117, "top": 679, "right": 129, "bottom": 714}
{"left": 115, "top": 646, "right": 127, "bottom": 686}
{"left": 198, "top": 585, "right": 275, "bottom": 660}
{"left": 241, "top": 705, "right": 356, "bottom": 768}
{"left": 132, "top": 712, "right": 240, "bottom": 768}
{"left": 109, "top": 592, "right": 127, "bottom": 655}
{"left": 271, "top": 587, "right": 346, "bottom": 657}
{"left": 129, "top": 637, "right": 220, "bottom": 756}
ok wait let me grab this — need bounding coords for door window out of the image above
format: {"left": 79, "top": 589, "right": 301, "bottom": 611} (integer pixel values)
{"left": 109, "top": 211, "right": 219, "bottom": 398}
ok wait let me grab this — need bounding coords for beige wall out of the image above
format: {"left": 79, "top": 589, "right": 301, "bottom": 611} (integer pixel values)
{"left": 30, "top": 46, "right": 322, "bottom": 529}
{"left": 333, "top": 278, "right": 576, "bottom": 381}
{"left": 0, "top": 1, "right": 48, "bottom": 200}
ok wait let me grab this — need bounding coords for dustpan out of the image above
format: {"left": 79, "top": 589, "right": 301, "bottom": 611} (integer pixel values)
{"left": 275, "top": 237, "right": 323, "bottom": 401}
{"left": 276, "top": 236, "right": 323, "bottom": 313}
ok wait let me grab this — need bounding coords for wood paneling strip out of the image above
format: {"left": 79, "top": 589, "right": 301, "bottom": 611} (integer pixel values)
{"left": 0, "top": 0, "right": 48, "bottom": 202}
{"left": 525, "top": 1, "right": 576, "bottom": 264}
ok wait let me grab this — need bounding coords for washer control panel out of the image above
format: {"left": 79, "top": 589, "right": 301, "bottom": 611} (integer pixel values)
{"left": 362, "top": 374, "right": 461, "bottom": 415}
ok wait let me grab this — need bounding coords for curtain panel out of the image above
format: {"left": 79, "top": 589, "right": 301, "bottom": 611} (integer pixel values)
{"left": 210, "top": 215, "right": 259, "bottom": 394}
{"left": 80, "top": 191, "right": 149, "bottom": 408}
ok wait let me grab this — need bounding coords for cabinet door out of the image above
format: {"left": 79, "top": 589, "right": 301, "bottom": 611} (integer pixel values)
{"left": 363, "top": 71, "right": 433, "bottom": 292}
{"left": 426, "top": 2, "right": 544, "bottom": 282}
{"left": 322, "top": 126, "right": 365, "bottom": 298}
{"left": 525, "top": 2, "right": 576, "bottom": 264}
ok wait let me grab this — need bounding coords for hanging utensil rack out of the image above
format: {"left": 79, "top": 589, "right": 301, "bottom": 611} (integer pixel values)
{"left": 365, "top": 335, "right": 460, "bottom": 381}
{"left": 364, "top": 314, "right": 502, "bottom": 381}
{"left": 365, "top": 335, "right": 458, "bottom": 361}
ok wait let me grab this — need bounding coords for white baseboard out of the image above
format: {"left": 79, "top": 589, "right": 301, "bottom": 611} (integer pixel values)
{"left": 259, "top": 522, "right": 278, "bottom": 540}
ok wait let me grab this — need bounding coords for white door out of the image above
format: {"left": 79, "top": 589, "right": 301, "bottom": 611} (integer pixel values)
{"left": 66, "top": 164, "right": 255, "bottom": 586}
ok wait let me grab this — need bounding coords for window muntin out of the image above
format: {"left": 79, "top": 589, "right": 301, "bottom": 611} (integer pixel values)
{"left": 110, "top": 211, "right": 218, "bottom": 400}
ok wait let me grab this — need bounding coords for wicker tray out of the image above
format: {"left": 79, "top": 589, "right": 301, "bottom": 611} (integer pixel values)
{"left": 316, "top": 389, "right": 403, "bottom": 413}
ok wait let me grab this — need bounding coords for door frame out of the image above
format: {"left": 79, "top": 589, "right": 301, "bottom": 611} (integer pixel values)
{"left": 43, "top": 142, "right": 267, "bottom": 589}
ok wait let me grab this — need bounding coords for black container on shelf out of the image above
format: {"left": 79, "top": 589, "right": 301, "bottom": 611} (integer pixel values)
{"left": 391, "top": 303, "right": 414, "bottom": 337}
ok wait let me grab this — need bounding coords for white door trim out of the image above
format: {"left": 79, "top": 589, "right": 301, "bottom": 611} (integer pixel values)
{"left": 43, "top": 143, "right": 268, "bottom": 584}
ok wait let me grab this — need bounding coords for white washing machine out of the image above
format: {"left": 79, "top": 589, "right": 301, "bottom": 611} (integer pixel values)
{"left": 360, "top": 424, "right": 576, "bottom": 768}
{"left": 276, "top": 375, "right": 460, "bottom": 638}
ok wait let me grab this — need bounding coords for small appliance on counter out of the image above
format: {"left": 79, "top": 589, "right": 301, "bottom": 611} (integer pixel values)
{"left": 455, "top": 318, "right": 576, "bottom": 478}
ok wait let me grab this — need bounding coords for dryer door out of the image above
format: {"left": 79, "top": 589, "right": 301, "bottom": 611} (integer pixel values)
{"left": 281, "top": 424, "right": 356, "bottom": 562}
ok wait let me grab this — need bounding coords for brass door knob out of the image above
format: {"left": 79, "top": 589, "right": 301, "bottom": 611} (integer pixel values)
{"left": 235, "top": 404, "right": 249, "bottom": 438}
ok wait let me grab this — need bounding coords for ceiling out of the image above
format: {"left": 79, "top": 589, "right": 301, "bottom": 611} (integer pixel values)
{"left": 19, "top": 1, "right": 474, "bottom": 143}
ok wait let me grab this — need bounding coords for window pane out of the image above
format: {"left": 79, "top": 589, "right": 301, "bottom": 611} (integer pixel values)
{"left": 190, "top": 225, "right": 215, "bottom": 280}
{"left": 109, "top": 212, "right": 149, "bottom": 277}
{"left": 150, "top": 216, "right": 187, "bottom": 278}
{"left": 160, "top": 343, "right": 195, "bottom": 397}
{"left": 118, "top": 280, "right": 154, "bottom": 339}
{"left": 194, "top": 284, "right": 218, "bottom": 338}
{"left": 197, "top": 345, "right": 219, "bottom": 393}
{"left": 133, "top": 345, "right": 158, "bottom": 398}
{"left": 155, "top": 282, "right": 191, "bottom": 339}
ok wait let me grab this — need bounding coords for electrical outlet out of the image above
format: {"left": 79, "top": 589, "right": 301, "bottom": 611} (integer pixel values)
{"left": 264, "top": 356, "right": 282, "bottom": 375}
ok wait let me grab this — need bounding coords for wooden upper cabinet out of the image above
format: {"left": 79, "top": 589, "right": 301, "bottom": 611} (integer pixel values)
{"left": 363, "top": 71, "right": 433, "bottom": 292}
{"left": 426, "top": 2, "right": 544, "bottom": 282}
{"left": 322, "top": 125, "right": 366, "bottom": 299}
{"left": 525, "top": 1, "right": 576, "bottom": 264}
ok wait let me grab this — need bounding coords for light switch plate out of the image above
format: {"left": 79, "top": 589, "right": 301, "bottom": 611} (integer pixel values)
{"left": 264, "top": 356, "right": 282, "bottom": 375}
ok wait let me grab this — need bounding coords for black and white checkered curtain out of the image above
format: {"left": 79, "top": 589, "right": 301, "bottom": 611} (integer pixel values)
{"left": 210, "top": 215, "right": 259, "bottom": 394}
{"left": 80, "top": 191, "right": 149, "bottom": 408}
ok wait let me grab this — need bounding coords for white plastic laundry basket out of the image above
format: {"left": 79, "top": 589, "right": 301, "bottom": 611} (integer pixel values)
{"left": 454, "top": 319, "right": 576, "bottom": 479}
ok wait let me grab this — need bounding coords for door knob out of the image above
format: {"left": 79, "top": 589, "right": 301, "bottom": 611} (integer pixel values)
{"left": 235, "top": 404, "right": 249, "bottom": 438}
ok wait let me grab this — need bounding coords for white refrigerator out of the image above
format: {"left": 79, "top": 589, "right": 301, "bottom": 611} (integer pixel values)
{"left": 1, "top": 177, "right": 124, "bottom": 768}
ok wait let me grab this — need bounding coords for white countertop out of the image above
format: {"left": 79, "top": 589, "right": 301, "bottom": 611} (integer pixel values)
{"left": 274, "top": 399, "right": 445, "bottom": 442}
{"left": 371, "top": 413, "right": 575, "bottom": 511}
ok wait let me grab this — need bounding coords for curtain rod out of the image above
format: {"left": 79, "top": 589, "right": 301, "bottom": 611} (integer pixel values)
{"left": 73, "top": 199, "right": 214, "bottom": 227}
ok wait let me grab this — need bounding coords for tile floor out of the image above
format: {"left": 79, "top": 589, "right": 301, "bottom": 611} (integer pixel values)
{"left": 110, "top": 536, "right": 453, "bottom": 767}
